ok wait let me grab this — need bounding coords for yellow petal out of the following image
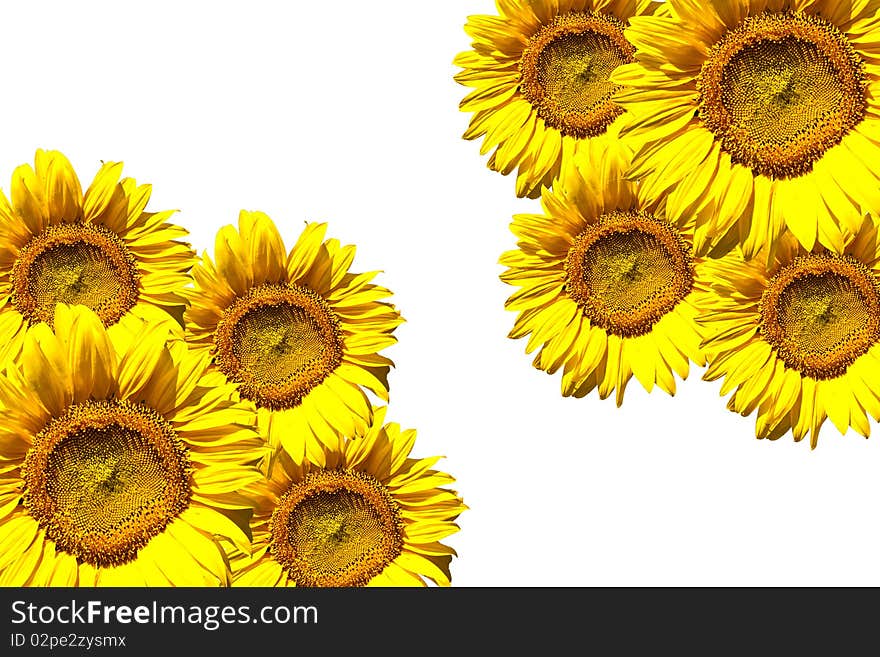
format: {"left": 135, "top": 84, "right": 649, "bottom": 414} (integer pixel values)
{"left": 83, "top": 161, "right": 124, "bottom": 222}
{"left": 21, "top": 323, "right": 72, "bottom": 417}
{"left": 214, "top": 224, "right": 253, "bottom": 296}
{"left": 115, "top": 323, "right": 171, "bottom": 402}
{"left": 239, "top": 210, "right": 287, "bottom": 283}
{"left": 395, "top": 551, "right": 451, "bottom": 586}
{"left": 43, "top": 150, "right": 83, "bottom": 222}
{"left": 11, "top": 161, "right": 47, "bottom": 234}
{"left": 287, "top": 222, "right": 328, "bottom": 283}
{"left": 57, "top": 305, "right": 116, "bottom": 402}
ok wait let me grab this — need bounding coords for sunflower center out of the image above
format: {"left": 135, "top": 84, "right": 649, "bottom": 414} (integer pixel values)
{"left": 519, "top": 12, "right": 635, "bottom": 138}
{"left": 214, "top": 283, "right": 343, "bottom": 409}
{"left": 697, "top": 11, "right": 866, "bottom": 178}
{"left": 760, "top": 254, "right": 880, "bottom": 379}
{"left": 11, "top": 223, "right": 140, "bottom": 326}
{"left": 269, "top": 470, "right": 404, "bottom": 587}
{"left": 565, "top": 210, "right": 694, "bottom": 337}
{"left": 21, "top": 400, "right": 191, "bottom": 567}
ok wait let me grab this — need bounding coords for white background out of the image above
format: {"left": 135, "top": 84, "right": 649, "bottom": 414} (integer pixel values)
{"left": 4, "top": 0, "right": 880, "bottom": 586}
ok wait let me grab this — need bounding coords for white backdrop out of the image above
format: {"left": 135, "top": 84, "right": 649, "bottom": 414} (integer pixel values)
{"left": 3, "top": 0, "right": 880, "bottom": 586}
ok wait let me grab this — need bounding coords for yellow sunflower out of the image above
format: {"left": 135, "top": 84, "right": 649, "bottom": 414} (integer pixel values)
{"left": 0, "top": 149, "right": 194, "bottom": 366}
{"left": 454, "top": 0, "right": 665, "bottom": 198}
{"left": 0, "top": 304, "right": 264, "bottom": 586}
{"left": 184, "top": 212, "right": 402, "bottom": 453}
{"left": 230, "top": 406, "right": 465, "bottom": 587}
{"left": 499, "top": 151, "right": 708, "bottom": 405}
{"left": 614, "top": 0, "right": 880, "bottom": 258}
{"left": 699, "top": 216, "right": 880, "bottom": 448}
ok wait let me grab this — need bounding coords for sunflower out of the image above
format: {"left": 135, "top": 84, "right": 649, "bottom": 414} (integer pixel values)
{"left": 0, "top": 149, "right": 194, "bottom": 367}
{"left": 454, "top": 0, "right": 665, "bottom": 198}
{"left": 230, "top": 406, "right": 464, "bottom": 587}
{"left": 614, "top": 0, "right": 880, "bottom": 258}
{"left": 184, "top": 212, "right": 402, "bottom": 453}
{"left": 699, "top": 216, "right": 880, "bottom": 448}
{"left": 499, "top": 151, "right": 708, "bottom": 405}
{"left": 0, "top": 304, "right": 264, "bottom": 586}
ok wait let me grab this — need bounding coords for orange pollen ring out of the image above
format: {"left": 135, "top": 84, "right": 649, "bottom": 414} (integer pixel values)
{"left": 21, "top": 399, "right": 191, "bottom": 568}
{"left": 10, "top": 222, "right": 140, "bottom": 326}
{"left": 564, "top": 210, "right": 694, "bottom": 337}
{"left": 269, "top": 469, "right": 404, "bottom": 587}
{"left": 697, "top": 11, "right": 867, "bottom": 178}
{"left": 213, "top": 282, "right": 344, "bottom": 410}
{"left": 759, "top": 253, "right": 880, "bottom": 379}
{"left": 519, "top": 11, "right": 635, "bottom": 138}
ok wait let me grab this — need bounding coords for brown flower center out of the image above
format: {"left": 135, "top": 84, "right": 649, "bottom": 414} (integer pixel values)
{"left": 269, "top": 470, "right": 404, "bottom": 587}
{"left": 519, "top": 11, "right": 635, "bottom": 138}
{"left": 760, "top": 253, "right": 880, "bottom": 378}
{"left": 697, "top": 11, "right": 866, "bottom": 178}
{"left": 11, "top": 223, "right": 140, "bottom": 326}
{"left": 214, "top": 283, "right": 343, "bottom": 409}
{"left": 565, "top": 210, "right": 694, "bottom": 337}
{"left": 22, "top": 400, "right": 191, "bottom": 567}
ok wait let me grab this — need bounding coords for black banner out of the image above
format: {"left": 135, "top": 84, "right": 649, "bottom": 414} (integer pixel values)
{"left": 0, "top": 586, "right": 869, "bottom": 651}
